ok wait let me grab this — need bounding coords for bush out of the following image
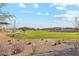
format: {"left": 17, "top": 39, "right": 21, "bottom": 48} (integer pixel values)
{"left": 10, "top": 41, "right": 27, "bottom": 55}
{"left": 30, "top": 44, "right": 37, "bottom": 55}
{"left": 0, "top": 42, "right": 9, "bottom": 56}
{"left": 27, "top": 42, "right": 31, "bottom": 45}
{"left": 0, "top": 40, "right": 27, "bottom": 56}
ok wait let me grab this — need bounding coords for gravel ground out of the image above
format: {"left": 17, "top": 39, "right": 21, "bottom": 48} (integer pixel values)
{"left": 0, "top": 33, "right": 79, "bottom": 56}
{"left": 14, "top": 39, "right": 79, "bottom": 56}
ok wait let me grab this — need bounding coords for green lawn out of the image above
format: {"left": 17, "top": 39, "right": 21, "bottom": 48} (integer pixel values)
{"left": 8, "top": 30, "right": 79, "bottom": 39}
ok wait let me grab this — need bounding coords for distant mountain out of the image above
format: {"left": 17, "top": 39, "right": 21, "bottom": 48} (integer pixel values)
{"left": 18, "top": 27, "right": 35, "bottom": 30}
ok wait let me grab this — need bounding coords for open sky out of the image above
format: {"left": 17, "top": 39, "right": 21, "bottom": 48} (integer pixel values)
{"left": 2, "top": 3, "right": 79, "bottom": 28}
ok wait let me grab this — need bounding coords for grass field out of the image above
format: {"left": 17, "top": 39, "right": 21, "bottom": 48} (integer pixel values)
{"left": 8, "top": 30, "right": 79, "bottom": 39}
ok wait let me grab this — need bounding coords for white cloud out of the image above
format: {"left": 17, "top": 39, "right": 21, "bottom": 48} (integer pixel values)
{"left": 36, "top": 12, "right": 41, "bottom": 15}
{"left": 19, "top": 3, "right": 26, "bottom": 8}
{"left": 65, "top": 10, "right": 79, "bottom": 17}
{"left": 54, "top": 10, "right": 79, "bottom": 20}
{"left": 49, "top": 3, "right": 66, "bottom": 10}
{"left": 45, "top": 12, "right": 49, "bottom": 16}
{"left": 36, "top": 12, "right": 50, "bottom": 16}
{"left": 33, "top": 3, "right": 39, "bottom": 8}
{"left": 56, "top": 6, "right": 65, "bottom": 10}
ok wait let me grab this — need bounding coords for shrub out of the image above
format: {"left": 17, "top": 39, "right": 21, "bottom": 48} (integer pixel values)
{"left": 10, "top": 41, "right": 27, "bottom": 55}
{"left": 73, "top": 40, "right": 79, "bottom": 56}
{"left": 27, "top": 42, "right": 31, "bottom": 45}
{"left": 0, "top": 40, "right": 27, "bottom": 56}
{"left": 30, "top": 44, "right": 37, "bottom": 55}
{"left": 41, "top": 38, "right": 44, "bottom": 40}
{"left": 7, "top": 40, "right": 12, "bottom": 45}
{"left": 57, "top": 40, "right": 61, "bottom": 44}
{"left": 0, "top": 42, "right": 9, "bottom": 56}
{"left": 53, "top": 43, "right": 57, "bottom": 46}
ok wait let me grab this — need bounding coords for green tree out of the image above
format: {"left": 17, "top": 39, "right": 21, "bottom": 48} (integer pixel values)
{"left": 0, "top": 3, "right": 15, "bottom": 32}
{"left": 0, "top": 3, "right": 6, "bottom": 8}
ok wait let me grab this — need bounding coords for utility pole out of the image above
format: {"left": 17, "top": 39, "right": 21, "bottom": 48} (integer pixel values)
{"left": 75, "top": 17, "right": 79, "bottom": 29}
{"left": 11, "top": 17, "right": 16, "bottom": 40}
{"left": 75, "top": 17, "right": 78, "bottom": 28}
{"left": 13, "top": 18, "right": 16, "bottom": 33}
{"left": 74, "top": 17, "right": 79, "bottom": 56}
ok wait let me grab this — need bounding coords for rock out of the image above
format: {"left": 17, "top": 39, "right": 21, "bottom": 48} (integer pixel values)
{"left": 41, "top": 38, "right": 44, "bottom": 40}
